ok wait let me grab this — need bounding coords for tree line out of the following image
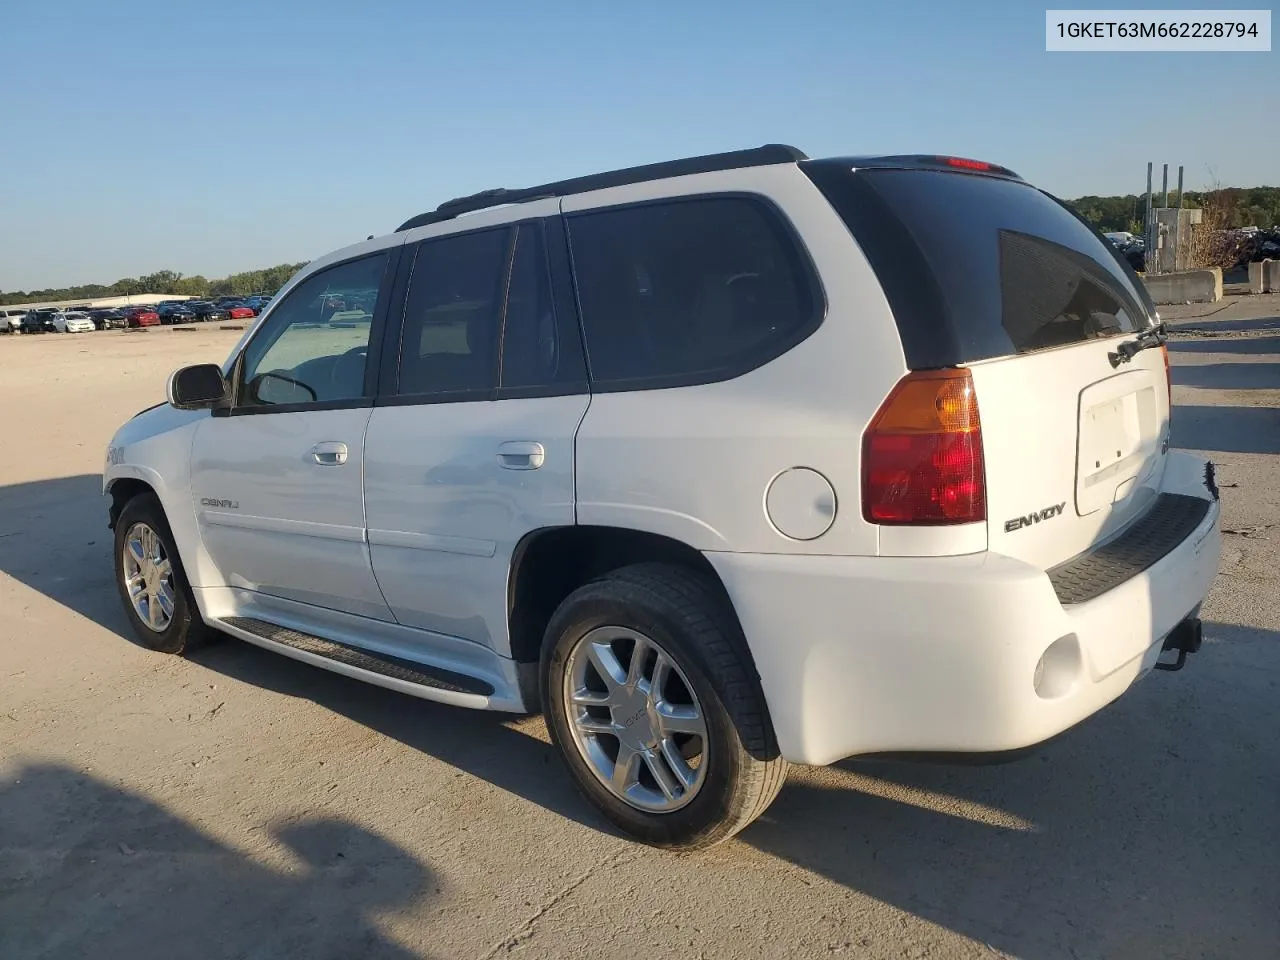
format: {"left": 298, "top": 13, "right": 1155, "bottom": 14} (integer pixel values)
{"left": 0, "top": 262, "right": 309, "bottom": 306}
{"left": 5, "top": 184, "right": 1279, "bottom": 304}
{"left": 1066, "top": 185, "right": 1280, "bottom": 235}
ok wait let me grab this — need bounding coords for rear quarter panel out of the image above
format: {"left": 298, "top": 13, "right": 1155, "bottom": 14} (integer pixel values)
{"left": 566, "top": 164, "right": 908, "bottom": 556}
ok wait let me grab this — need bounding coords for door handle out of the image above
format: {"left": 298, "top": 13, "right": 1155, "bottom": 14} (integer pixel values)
{"left": 497, "top": 441, "right": 545, "bottom": 470}
{"left": 310, "top": 441, "right": 349, "bottom": 466}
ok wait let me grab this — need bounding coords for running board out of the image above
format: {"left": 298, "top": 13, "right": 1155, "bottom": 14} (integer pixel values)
{"left": 220, "top": 616, "right": 496, "bottom": 702}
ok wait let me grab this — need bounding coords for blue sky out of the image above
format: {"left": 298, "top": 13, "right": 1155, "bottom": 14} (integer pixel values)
{"left": 1, "top": 0, "right": 1274, "bottom": 290}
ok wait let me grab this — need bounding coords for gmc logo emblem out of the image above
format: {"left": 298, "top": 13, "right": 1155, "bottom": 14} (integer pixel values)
{"left": 1004, "top": 502, "right": 1066, "bottom": 532}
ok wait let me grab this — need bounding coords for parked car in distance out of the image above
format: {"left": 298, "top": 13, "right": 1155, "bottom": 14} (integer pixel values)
{"left": 188, "top": 301, "right": 230, "bottom": 323}
{"left": 20, "top": 309, "right": 59, "bottom": 333}
{"left": 122, "top": 306, "right": 160, "bottom": 328}
{"left": 158, "top": 303, "right": 197, "bottom": 324}
{"left": 54, "top": 311, "right": 96, "bottom": 333}
{"left": 103, "top": 145, "right": 1222, "bottom": 850}
{"left": 90, "top": 309, "right": 129, "bottom": 330}
{"left": 1, "top": 308, "right": 27, "bottom": 333}
{"left": 226, "top": 305, "right": 255, "bottom": 320}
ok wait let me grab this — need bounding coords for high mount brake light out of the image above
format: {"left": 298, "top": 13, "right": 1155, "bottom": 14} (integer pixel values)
{"left": 862, "top": 369, "right": 986, "bottom": 525}
{"left": 940, "top": 156, "right": 993, "bottom": 171}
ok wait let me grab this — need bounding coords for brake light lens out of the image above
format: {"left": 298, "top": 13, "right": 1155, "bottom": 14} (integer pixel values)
{"left": 862, "top": 369, "right": 986, "bottom": 525}
{"left": 940, "top": 156, "right": 992, "bottom": 171}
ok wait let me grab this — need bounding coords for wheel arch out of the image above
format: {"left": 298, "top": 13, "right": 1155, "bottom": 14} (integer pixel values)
{"left": 506, "top": 525, "right": 769, "bottom": 718}
{"left": 106, "top": 475, "right": 159, "bottom": 530}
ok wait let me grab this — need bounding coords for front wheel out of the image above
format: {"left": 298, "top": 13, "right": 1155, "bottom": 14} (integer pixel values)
{"left": 542, "top": 563, "right": 787, "bottom": 849}
{"left": 113, "top": 493, "right": 212, "bottom": 654}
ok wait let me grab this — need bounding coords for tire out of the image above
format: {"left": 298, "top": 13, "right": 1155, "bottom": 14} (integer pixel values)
{"left": 541, "top": 562, "right": 787, "bottom": 849}
{"left": 113, "top": 493, "right": 212, "bottom": 655}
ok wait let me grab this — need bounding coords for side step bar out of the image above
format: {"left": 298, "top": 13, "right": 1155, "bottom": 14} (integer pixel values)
{"left": 221, "top": 616, "right": 496, "bottom": 699}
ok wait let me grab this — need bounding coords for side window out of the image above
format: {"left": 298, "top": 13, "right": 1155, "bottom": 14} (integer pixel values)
{"left": 238, "top": 253, "right": 388, "bottom": 407}
{"left": 394, "top": 228, "right": 509, "bottom": 397}
{"left": 499, "top": 221, "right": 583, "bottom": 391}
{"left": 566, "top": 196, "right": 819, "bottom": 388}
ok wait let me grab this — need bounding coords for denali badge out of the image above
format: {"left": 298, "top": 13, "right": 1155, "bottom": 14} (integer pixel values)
{"left": 1004, "top": 502, "right": 1066, "bottom": 533}
{"left": 200, "top": 497, "right": 239, "bottom": 509}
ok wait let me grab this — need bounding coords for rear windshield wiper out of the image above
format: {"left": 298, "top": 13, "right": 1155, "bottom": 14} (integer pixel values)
{"left": 1109, "top": 321, "right": 1166, "bottom": 368}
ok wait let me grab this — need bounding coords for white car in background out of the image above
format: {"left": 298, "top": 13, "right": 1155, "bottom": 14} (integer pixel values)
{"left": 1, "top": 309, "right": 25, "bottom": 333}
{"left": 53, "top": 311, "right": 96, "bottom": 333}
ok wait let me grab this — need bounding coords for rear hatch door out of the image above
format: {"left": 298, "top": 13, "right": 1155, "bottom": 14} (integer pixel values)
{"left": 805, "top": 162, "right": 1169, "bottom": 570}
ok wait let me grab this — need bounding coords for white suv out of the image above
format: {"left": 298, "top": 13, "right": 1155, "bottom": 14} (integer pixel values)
{"left": 103, "top": 145, "right": 1222, "bottom": 848}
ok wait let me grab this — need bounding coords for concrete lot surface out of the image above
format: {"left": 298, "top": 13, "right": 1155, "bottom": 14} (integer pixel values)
{"left": 1, "top": 323, "right": 1277, "bottom": 959}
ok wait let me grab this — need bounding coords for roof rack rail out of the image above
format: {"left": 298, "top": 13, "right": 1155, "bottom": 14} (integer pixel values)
{"left": 395, "top": 143, "right": 807, "bottom": 233}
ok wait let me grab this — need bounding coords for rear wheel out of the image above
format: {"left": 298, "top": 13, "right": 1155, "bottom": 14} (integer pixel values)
{"left": 542, "top": 563, "right": 787, "bottom": 849}
{"left": 113, "top": 493, "right": 212, "bottom": 655}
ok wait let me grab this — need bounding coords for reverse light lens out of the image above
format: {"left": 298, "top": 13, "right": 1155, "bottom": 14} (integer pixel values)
{"left": 862, "top": 369, "right": 986, "bottom": 525}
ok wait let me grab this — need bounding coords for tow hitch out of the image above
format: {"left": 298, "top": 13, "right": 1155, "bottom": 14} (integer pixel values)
{"left": 1155, "top": 617, "right": 1203, "bottom": 672}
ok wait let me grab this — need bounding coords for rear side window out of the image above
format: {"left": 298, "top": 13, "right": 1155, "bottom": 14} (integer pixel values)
{"left": 803, "top": 165, "right": 1154, "bottom": 368}
{"left": 395, "top": 228, "right": 509, "bottom": 397}
{"left": 567, "top": 196, "right": 821, "bottom": 389}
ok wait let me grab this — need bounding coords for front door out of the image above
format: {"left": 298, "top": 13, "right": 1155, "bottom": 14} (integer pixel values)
{"left": 364, "top": 210, "right": 590, "bottom": 654}
{"left": 190, "top": 249, "right": 398, "bottom": 622}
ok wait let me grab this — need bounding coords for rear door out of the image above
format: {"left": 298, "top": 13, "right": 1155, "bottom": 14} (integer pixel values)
{"left": 807, "top": 164, "right": 1169, "bottom": 569}
{"left": 363, "top": 204, "right": 590, "bottom": 656}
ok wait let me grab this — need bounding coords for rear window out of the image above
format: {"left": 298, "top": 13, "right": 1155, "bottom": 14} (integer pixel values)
{"left": 803, "top": 164, "right": 1155, "bottom": 368}
{"left": 566, "top": 196, "right": 821, "bottom": 390}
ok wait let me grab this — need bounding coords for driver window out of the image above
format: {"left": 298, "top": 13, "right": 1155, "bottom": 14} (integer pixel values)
{"left": 238, "top": 252, "right": 388, "bottom": 407}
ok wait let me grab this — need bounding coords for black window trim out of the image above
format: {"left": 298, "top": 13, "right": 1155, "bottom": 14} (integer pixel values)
{"left": 220, "top": 247, "right": 402, "bottom": 418}
{"left": 374, "top": 215, "right": 590, "bottom": 408}
{"left": 562, "top": 190, "right": 827, "bottom": 394}
{"left": 495, "top": 217, "right": 591, "bottom": 401}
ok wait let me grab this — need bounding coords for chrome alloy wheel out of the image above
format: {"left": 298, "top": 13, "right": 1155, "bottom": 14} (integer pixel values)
{"left": 563, "top": 626, "right": 709, "bottom": 812}
{"left": 122, "top": 522, "right": 176, "bottom": 633}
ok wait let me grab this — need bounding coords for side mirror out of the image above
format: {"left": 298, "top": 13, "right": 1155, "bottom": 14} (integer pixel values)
{"left": 167, "top": 364, "right": 229, "bottom": 410}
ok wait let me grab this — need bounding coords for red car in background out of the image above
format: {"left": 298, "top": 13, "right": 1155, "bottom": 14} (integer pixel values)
{"left": 226, "top": 305, "right": 255, "bottom": 320}
{"left": 123, "top": 306, "right": 160, "bottom": 328}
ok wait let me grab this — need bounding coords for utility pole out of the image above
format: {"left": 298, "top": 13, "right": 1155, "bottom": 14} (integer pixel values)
{"left": 1144, "top": 162, "right": 1155, "bottom": 274}
{"left": 1174, "top": 165, "right": 1185, "bottom": 271}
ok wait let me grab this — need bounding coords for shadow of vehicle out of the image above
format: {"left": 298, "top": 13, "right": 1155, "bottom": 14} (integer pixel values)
{"left": 0, "top": 763, "right": 434, "bottom": 959}
{"left": 740, "top": 621, "right": 1280, "bottom": 958}
{"left": 0, "top": 474, "right": 135, "bottom": 641}
{"left": 1171, "top": 362, "right": 1280, "bottom": 391}
{"left": 0, "top": 473, "right": 608, "bottom": 836}
{"left": 185, "top": 637, "right": 606, "bottom": 834}
{"left": 4, "top": 474, "right": 1277, "bottom": 958}
{"left": 1170, "top": 405, "right": 1280, "bottom": 455}
{"left": 1167, "top": 335, "right": 1280, "bottom": 356}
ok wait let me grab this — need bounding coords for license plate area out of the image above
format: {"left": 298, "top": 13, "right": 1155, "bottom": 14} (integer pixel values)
{"left": 1077, "top": 373, "right": 1159, "bottom": 516}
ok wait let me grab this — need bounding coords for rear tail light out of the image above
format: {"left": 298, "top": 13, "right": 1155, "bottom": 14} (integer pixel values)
{"left": 862, "top": 368, "right": 986, "bottom": 525}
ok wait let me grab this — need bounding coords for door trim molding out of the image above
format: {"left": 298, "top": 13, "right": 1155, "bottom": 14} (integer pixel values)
{"left": 367, "top": 527, "right": 497, "bottom": 557}
{"left": 201, "top": 510, "right": 366, "bottom": 543}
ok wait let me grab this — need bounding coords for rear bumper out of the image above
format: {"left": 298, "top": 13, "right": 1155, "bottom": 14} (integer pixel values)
{"left": 706, "top": 451, "right": 1221, "bottom": 766}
